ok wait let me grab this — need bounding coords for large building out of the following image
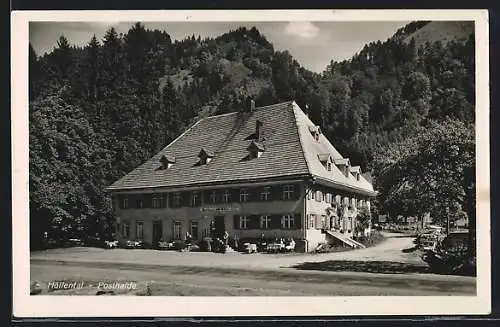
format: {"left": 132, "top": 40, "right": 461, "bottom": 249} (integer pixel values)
{"left": 107, "top": 101, "right": 377, "bottom": 252}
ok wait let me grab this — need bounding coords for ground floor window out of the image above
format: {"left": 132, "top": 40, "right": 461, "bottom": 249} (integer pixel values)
{"left": 281, "top": 214, "right": 294, "bottom": 229}
{"left": 136, "top": 221, "right": 144, "bottom": 239}
{"left": 308, "top": 214, "right": 315, "bottom": 229}
{"left": 121, "top": 221, "right": 130, "bottom": 238}
{"left": 173, "top": 221, "right": 182, "bottom": 240}
{"left": 260, "top": 215, "right": 271, "bottom": 229}
{"left": 239, "top": 215, "right": 249, "bottom": 229}
{"left": 190, "top": 220, "right": 198, "bottom": 240}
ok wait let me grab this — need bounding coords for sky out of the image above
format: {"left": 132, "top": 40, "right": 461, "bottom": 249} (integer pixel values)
{"left": 29, "top": 21, "right": 409, "bottom": 73}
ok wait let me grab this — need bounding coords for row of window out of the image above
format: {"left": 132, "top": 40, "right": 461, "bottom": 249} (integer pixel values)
{"left": 121, "top": 220, "right": 191, "bottom": 240}
{"left": 234, "top": 214, "right": 301, "bottom": 230}
{"left": 117, "top": 184, "right": 299, "bottom": 209}
{"left": 119, "top": 214, "right": 301, "bottom": 240}
{"left": 305, "top": 214, "right": 354, "bottom": 231}
{"left": 307, "top": 189, "right": 366, "bottom": 208}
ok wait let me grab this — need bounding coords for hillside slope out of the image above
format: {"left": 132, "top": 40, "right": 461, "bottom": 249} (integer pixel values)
{"left": 404, "top": 21, "right": 474, "bottom": 48}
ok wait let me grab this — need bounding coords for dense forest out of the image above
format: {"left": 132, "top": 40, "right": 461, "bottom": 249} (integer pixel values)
{"left": 29, "top": 21, "right": 475, "bottom": 248}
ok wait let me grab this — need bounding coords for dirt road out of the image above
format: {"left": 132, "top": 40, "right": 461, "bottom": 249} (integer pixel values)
{"left": 30, "top": 233, "right": 476, "bottom": 295}
{"left": 30, "top": 233, "right": 423, "bottom": 270}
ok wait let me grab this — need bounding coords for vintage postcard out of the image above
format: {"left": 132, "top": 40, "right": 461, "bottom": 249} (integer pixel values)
{"left": 12, "top": 9, "right": 490, "bottom": 317}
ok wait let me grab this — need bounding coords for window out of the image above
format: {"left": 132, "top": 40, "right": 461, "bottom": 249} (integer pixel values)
{"left": 327, "top": 162, "right": 332, "bottom": 171}
{"left": 191, "top": 192, "right": 200, "bottom": 207}
{"left": 307, "top": 189, "right": 312, "bottom": 200}
{"left": 122, "top": 197, "right": 129, "bottom": 209}
{"left": 136, "top": 197, "right": 144, "bottom": 209}
{"left": 260, "top": 215, "right": 271, "bottom": 229}
{"left": 239, "top": 216, "right": 249, "bottom": 229}
{"left": 173, "top": 221, "right": 182, "bottom": 240}
{"left": 316, "top": 190, "right": 322, "bottom": 202}
{"left": 260, "top": 186, "right": 271, "bottom": 201}
{"left": 152, "top": 194, "right": 164, "bottom": 208}
{"left": 190, "top": 220, "right": 198, "bottom": 239}
{"left": 223, "top": 189, "right": 231, "bottom": 203}
{"left": 136, "top": 221, "right": 144, "bottom": 239}
{"left": 239, "top": 188, "right": 249, "bottom": 202}
{"left": 173, "top": 192, "right": 181, "bottom": 207}
{"left": 209, "top": 190, "right": 217, "bottom": 204}
{"left": 321, "top": 215, "right": 327, "bottom": 229}
{"left": 308, "top": 214, "right": 316, "bottom": 229}
{"left": 283, "top": 185, "right": 294, "bottom": 200}
{"left": 282, "top": 214, "right": 294, "bottom": 229}
{"left": 121, "top": 221, "right": 130, "bottom": 238}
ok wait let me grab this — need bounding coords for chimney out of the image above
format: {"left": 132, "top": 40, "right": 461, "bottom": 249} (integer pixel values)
{"left": 305, "top": 104, "right": 310, "bottom": 117}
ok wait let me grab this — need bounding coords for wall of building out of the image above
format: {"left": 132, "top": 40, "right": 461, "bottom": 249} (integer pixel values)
{"left": 113, "top": 183, "right": 306, "bottom": 245}
{"left": 113, "top": 182, "right": 373, "bottom": 252}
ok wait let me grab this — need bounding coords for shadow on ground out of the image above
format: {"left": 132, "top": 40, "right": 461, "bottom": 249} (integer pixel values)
{"left": 402, "top": 246, "right": 419, "bottom": 253}
{"left": 292, "top": 260, "right": 430, "bottom": 274}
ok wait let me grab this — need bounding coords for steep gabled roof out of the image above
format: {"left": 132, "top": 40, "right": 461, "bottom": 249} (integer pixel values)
{"left": 107, "top": 101, "right": 310, "bottom": 191}
{"left": 107, "top": 101, "right": 376, "bottom": 196}
{"left": 291, "top": 102, "right": 375, "bottom": 196}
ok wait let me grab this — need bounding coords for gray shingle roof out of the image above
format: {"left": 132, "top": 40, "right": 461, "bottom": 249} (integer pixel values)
{"left": 107, "top": 101, "right": 376, "bottom": 196}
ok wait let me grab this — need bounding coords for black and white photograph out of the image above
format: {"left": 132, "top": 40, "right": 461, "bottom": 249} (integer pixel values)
{"left": 12, "top": 9, "right": 490, "bottom": 317}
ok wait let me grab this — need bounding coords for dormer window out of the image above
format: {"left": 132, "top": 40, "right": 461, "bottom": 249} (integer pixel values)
{"left": 349, "top": 166, "right": 362, "bottom": 181}
{"left": 159, "top": 155, "right": 176, "bottom": 170}
{"left": 334, "top": 158, "right": 351, "bottom": 177}
{"left": 198, "top": 148, "right": 214, "bottom": 165}
{"left": 318, "top": 153, "right": 333, "bottom": 171}
{"left": 309, "top": 125, "right": 321, "bottom": 141}
{"left": 247, "top": 140, "right": 265, "bottom": 159}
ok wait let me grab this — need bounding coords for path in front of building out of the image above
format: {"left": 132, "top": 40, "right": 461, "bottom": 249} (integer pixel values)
{"left": 30, "top": 233, "right": 424, "bottom": 270}
{"left": 30, "top": 233, "right": 476, "bottom": 295}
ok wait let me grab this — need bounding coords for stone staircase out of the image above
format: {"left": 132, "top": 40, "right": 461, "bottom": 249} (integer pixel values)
{"left": 325, "top": 230, "right": 366, "bottom": 249}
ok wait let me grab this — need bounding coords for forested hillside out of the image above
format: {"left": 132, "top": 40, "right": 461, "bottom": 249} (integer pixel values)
{"left": 29, "top": 21, "right": 475, "bottom": 248}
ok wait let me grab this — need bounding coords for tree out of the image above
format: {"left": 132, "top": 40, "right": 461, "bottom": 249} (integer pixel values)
{"left": 373, "top": 118, "right": 475, "bottom": 238}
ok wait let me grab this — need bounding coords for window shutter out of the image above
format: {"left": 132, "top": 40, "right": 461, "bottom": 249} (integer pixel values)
{"left": 143, "top": 194, "right": 152, "bottom": 208}
{"left": 271, "top": 185, "right": 281, "bottom": 201}
{"left": 271, "top": 215, "right": 281, "bottom": 229}
{"left": 249, "top": 215, "right": 260, "bottom": 229}
{"left": 315, "top": 215, "right": 323, "bottom": 230}
{"left": 294, "top": 184, "right": 301, "bottom": 200}
{"left": 231, "top": 188, "right": 240, "bottom": 203}
{"left": 182, "top": 192, "right": 190, "bottom": 207}
{"left": 203, "top": 190, "right": 210, "bottom": 204}
{"left": 233, "top": 215, "right": 240, "bottom": 230}
{"left": 247, "top": 187, "right": 255, "bottom": 202}
{"left": 294, "top": 213, "right": 302, "bottom": 229}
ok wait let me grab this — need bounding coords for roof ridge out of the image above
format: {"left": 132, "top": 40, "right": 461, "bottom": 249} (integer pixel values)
{"left": 203, "top": 100, "right": 296, "bottom": 119}
{"left": 290, "top": 102, "right": 313, "bottom": 179}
